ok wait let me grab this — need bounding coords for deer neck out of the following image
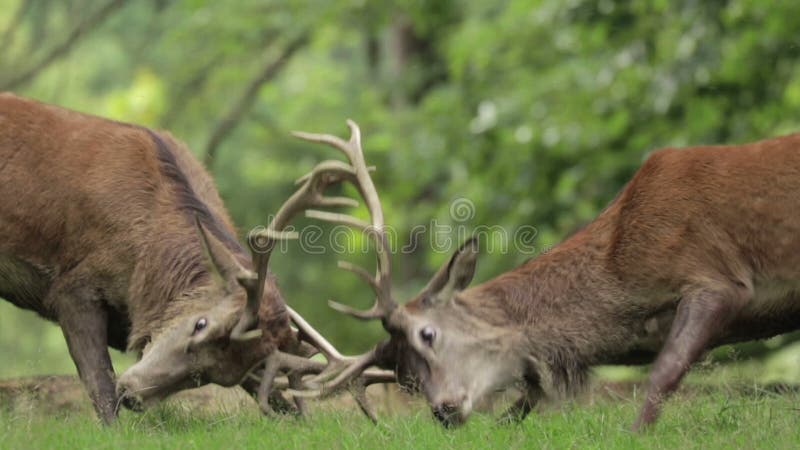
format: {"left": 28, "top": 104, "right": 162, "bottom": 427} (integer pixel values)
{"left": 460, "top": 225, "right": 646, "bottom": 394}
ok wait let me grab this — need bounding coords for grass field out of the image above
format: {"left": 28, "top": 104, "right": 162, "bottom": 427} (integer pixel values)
{"left": 2, "top": 378, "right": 800, "bottom": 450}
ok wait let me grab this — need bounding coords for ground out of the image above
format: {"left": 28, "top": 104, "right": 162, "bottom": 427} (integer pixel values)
{"left": 2, "top": 366, "right": 800, "bottom": 449}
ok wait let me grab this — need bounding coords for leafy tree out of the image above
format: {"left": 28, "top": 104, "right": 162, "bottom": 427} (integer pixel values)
{"left": 1, "top": 0, "right": 799, "bottom": 375}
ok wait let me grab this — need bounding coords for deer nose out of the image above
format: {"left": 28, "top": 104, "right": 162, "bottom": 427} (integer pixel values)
{"left": 432, "top": 402, "right": 465, "bottom": 428}
{"left": 117, "top": 389, "right": 144, "bottom": 412}
{"left": 116, "top": 383, "right": 144, "bottom": 412}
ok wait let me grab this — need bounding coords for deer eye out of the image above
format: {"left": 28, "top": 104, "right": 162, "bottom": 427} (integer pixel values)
{"left": 193, "top": 318, "right": 208, "bottom": 335}
{"left": 419, "top": 326, "right": 436, "bottom": 347}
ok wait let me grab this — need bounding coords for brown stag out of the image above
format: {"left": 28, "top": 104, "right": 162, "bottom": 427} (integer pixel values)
{"left": 282, "top": 125, "right": 800, "bottom": 430}
{"left": 0, "top": 93, "right": 385, "bottom": 423}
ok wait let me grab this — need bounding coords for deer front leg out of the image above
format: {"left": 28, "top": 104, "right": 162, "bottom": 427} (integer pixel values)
{"left": 239, "top": 376, "right": 297, "bottom": 415}
{"left": 57, "top": 293, "right": 118, "bottom": 424}
{"left": 498, "top": 380, "right": 544, "bottom": 424}
{"left": 632, "top": 286, "right": 741, "bottom": 431}
{"left": 257, "top": 351, "right": 320, "bottom": 417}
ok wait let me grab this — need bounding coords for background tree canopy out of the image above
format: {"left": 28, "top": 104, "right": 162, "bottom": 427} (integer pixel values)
{"left": 1, "top": 0, "right": 799, "bottom": 377}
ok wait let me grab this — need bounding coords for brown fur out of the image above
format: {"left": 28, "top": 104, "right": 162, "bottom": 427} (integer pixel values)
{"left": 388, "top": 132, "right": 800, "bottom": 428}
{"left": 0, "top": 93, "right": 291, "bottom": 422}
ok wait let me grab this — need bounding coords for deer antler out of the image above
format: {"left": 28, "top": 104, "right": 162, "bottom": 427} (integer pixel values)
{"left": 247, "top": 120, "right": 396, "bottom": 420}
{"left": 292, "top": 120, "right": 397, "bottom": 320}
{"left": 276, "top": 121, "right": 404, "bottom": 406}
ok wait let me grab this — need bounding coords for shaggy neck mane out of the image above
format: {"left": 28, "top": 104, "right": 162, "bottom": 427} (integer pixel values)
{"left": 126, "top": 130, "right": 249, "bottom": 352}
{"left": 147, "top": 130, "right": 244, "bottom": 254}
{"left": 460, "top": 221, "right": 626, "bottom": 396}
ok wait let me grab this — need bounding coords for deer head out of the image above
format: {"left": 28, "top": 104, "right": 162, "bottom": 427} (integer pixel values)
{"left": 115, "top": 216, "right": 277, "bottom": 410}
{"left": 115, "top": 123, "right": 396, "bottom": 412}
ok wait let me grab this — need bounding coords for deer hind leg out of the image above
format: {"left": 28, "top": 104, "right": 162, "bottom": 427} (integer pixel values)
{"left": 632, "top": 284, "right": 745, "bottom": 431}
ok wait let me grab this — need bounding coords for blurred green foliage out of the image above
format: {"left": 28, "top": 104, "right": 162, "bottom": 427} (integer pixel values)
{"left": 1, "top": 0, "right": 799, "bottom": 377}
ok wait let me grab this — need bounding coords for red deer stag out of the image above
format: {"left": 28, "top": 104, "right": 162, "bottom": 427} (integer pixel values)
{"left": 283, "top": 125, "right": 800, "bottom": 430}
{"left": 0, "top": 93, "right": 383, "bottom": 423}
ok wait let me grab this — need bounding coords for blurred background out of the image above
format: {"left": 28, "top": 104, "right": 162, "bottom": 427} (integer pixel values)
{"left": 1, "top": 0, "right": 800, "bottom": 381}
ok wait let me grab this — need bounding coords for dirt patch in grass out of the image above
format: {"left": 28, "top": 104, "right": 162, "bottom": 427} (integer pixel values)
{"left": 1, "top": 374, "right": 797, "bottom": 418}
{"left": 0, "top": 375, "right": 421, "bottom": 417}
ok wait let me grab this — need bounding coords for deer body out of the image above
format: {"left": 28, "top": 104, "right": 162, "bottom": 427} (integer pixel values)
{"left": 286, "top": 128, "right": 800, "bottom": 429}
{"left": 414, "top": 133, "right": 800, "bottom": 427}
{"left": 0, "top": 93, "right": 296, "bottom": 422}
{"left": 469, "top": 131, "right": 800, "bottom": 361}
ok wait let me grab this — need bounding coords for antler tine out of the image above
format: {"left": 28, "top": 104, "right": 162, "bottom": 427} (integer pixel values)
{"left": 299, "top": 363, "right": 396, "bottom": 398}
{"left": 328, "top": 300, "right": 386, "bottom": 320}
{"left": 291, "top": 119, "right": 361, "bottom": 160}
{"left": 286, "top": 306, "right": 345, "bottom": 361}
{"left": 335, "top": 261, "right": 380, "bottom": 295}
{"left": 291, "top": 131, "right": 351, "bottom": 159}
{"left": 286, "top": 306, "right": 394, "bottom": 385}
{"left": 327, "top": 262, "right": 384, "bottom": 319}
{"left": 305, "top": 210, "right": 371, "bottom": 233}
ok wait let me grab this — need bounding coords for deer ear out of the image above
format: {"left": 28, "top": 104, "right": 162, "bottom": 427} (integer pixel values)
{"left": 194, "top": 216, "right": 254, "bottom": 288}
{"left": 425, "top": 237, "right": 479, "bottom": 306}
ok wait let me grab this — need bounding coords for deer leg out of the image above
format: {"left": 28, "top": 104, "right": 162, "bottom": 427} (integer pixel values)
{"left": 632, "top": 287, "right": 740, "bottom": 431}
{"left": 498, "top": 382, "right": 544, "bottom": 424}
{"left": 265, "top": 390, "right": 297, "bottom": 415}
{"left": 258, "top": 352, "right": 321, "bottom": 416}
{"left": 257, "top": 354, "right": 284, "bottom": 417}
{"left": 288, "top": 373, "right": 308, "bottom": 416}
{"left": 239, "top": 376, "right": 297, "bottom": 415}
{"left": 56, "top": 290, "right": 117, "bottom": 424}
{"left": 350, "top": 381, "right": 378, "bottom": 424}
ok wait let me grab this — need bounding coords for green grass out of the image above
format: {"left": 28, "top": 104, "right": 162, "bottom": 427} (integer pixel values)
{"left": 3, "top": 387, "right": 800, "bottom": 450}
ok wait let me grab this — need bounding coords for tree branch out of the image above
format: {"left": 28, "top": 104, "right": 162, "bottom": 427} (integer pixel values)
{"left": 0, "top": 0, "right": 35, "bottom": 55}
{"left": 1, "top": 0, "right": 128, "bottom": 91}
{"left": 158, "top": 55, "right": 222, "bottom": 129}
{"left": 203, "top": 33, "right": 310, "bottom": 167}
